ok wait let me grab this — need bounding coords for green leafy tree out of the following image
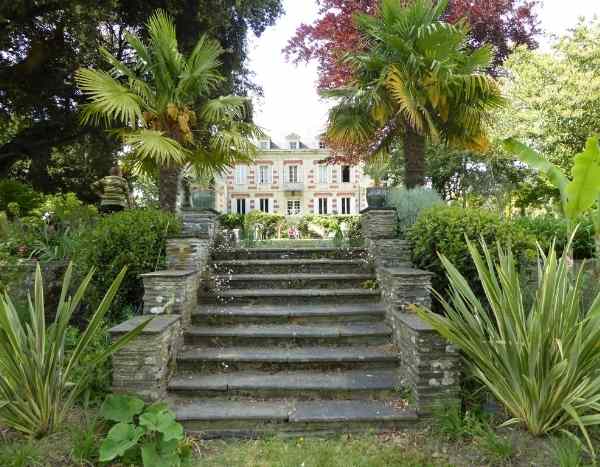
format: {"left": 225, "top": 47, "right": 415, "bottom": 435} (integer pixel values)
{"left": 492, "top": 20, "right": 600, "bottom": 205}
{"left": 323, "top": 0, "right": 504, "bottom": 188}
{"left": 75, "top": 10, "right": 263, "bottom": 212}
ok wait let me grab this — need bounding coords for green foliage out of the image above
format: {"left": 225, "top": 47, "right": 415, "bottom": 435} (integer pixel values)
{"left": 0, "top": 264, "right": 150, "bottom": 437}
{"left": 0, "top": 180, "right": 43, "bottom": 217}
{"left": 243, "top": 211, "right": 287, "bottom": 239}
{"left": 408, "top": 205, "right": 536, "bottom": 296}
{"left": 417, "top": 238, "right": 600, "bottom": 454}
{"left": 551, "top": 435, "right": 584, "bottom": 467}
{"left": 386, "top": 186, "right": 443, "bottom": 237}
{"left": 515, "top": 215, "right": 594, "bottom": 259}
{"left": 219, "top": 213, "right": 245, "bottom": 231}
{"left": 73, "top": 209, "right": 181, "bottom": 321}
{"left": 98, "top": 395, "right": 191, "bottom": 466}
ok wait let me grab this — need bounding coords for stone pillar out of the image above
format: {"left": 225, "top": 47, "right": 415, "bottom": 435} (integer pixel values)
{"left": 109, "top": 315, "right": 182, "bottom": 401}
{"left": 396, "top": 314, "right": 461, "bottom": 415}
{"left": 140, "top": 270, "right": 198, "bottom": 326}
{"left": 367, "top": 238, "right": 412, "bottom": 269}
{"left": 379, "top": 267, "right": 433, "bottom": 313}
{"left": 179, "top": 208, "right": 220, "bottom": 239}
{"left": 166, "top": 237, "right": 211, "bottom": 272}
{"left": 360, "top": 207, "right": 397, "bottom": 240}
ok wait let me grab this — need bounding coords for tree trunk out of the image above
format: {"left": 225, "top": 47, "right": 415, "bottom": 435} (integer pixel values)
{"left": 159, "top": 165, "right": 179, "bottom": 213}
{"left": 403, "top": 125, "right": 426, "bottom": 189}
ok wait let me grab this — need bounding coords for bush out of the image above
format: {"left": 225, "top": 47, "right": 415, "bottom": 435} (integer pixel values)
{"left": 418, "top": 239, "right": 600, "bottom": 454}
{"left": 74, "top": 209, "right": 181, "bottom": 322}
{"left": 515, "top": 215, "right": 594, "bottom": 259}
{"left": 0, "top": 180, "right": 43, "bottom": 217}
{"left": 386, "top": 186, "right": 444, "bottom": 237}
{"left": 0, "top": 264, "right": 148, "bottom": 437}
{"left": 243, "top": 211, "right": 287, "bottom": 239}
{"left": 408, "top": 206, "right": 536, "bottom": 298}
{"left": 298, "top": 214, "right": 362, "bottom": 241}
{"left": 219, "top": 213, "right": 244, "bottom": 231}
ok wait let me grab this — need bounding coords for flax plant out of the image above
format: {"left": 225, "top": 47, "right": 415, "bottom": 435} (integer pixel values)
{"left": 418, "top": 236, "right": 600, "bottom": 454}
{"left": 0, "top": 264, "right": 149, "bottom": 437}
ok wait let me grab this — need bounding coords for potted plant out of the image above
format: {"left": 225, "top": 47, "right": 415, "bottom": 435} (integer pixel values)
{"left": 364, "top": 153, "right": 389, "bottom": 208}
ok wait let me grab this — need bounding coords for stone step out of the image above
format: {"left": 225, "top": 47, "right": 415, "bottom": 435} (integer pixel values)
{"left": 168, "top": 369, "right": 401, "bottom": 399}
{"left": 192, "top": 303, "right": 387, "bottom": 326}
{"left": 176, "top": 346, "right": 398, "bottom": 372}
{"left": 213, "top": 273, "right": 377, "bottom": 290}
{"left": 212, "top": 258, "right": 373, "bottom": 275}
{"left": 172, "top": 399, "right": 417, "bottom": 438}
{"left": 212, "top": 247, "right": 368, "bottom": 261}
{"left": 184, "top": 323, "right": 391, "bottom": 347}
{"left": 202, "top": 288, "right": 381, "bottom": 306}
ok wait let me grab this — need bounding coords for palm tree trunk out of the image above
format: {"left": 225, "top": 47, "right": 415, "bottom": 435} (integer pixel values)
{"left": 403, "top": 125, "right": 426, "bottom": 189}
{"left": 159, "top": 165, "right": 179, "bottom": 213}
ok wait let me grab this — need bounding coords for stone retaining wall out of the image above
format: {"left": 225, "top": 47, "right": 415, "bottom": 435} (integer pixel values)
{"left": 110, "top": 315, "right": 182, "bottom": 401}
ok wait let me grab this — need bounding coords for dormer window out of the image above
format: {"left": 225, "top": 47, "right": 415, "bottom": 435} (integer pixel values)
{"left": 318, "top": 140, "right": 326, "bottom": 149}
{"left": 289, "top": 141, "right": 299, "bottom": 150}
{"left": 259, "top": 140, "right": 271, "bottom": 150}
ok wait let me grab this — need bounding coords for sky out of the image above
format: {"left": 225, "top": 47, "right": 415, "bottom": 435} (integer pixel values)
{"left": 247, "top": 0, "right": 600, "bottom": 147}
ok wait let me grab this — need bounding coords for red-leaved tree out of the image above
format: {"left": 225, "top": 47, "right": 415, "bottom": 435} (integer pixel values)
{"left": 285, "top": 0, "right": 539, "bottom": 90}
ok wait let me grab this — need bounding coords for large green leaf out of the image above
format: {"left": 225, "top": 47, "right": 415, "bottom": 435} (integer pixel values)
{"left": 141, "top": 439, "right": 180, "bottom": 467}
{"left": 564, "top": 136, "right": 600, "bottom": 219}
{"left": 139, "top": 409, "right": 183, "bottom": 441}
{"left": 99, "top": 422, "right": 145, "bottom": 462}
{"left": 100, "top": 395, "right": 145, "bottom": 423}
{"left": 503, "top": 138, "right": 569, "bottom": 198}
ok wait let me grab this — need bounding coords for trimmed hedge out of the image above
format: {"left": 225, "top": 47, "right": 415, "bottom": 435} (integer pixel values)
{"left": 408, "top": 206, "right": 537, "bottom": 300}
{"left": 74, "top": 208, "right": 181, "bottom": 323}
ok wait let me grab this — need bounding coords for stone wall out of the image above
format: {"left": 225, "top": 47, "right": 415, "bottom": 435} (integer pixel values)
{"left": 166, "top": 238, "right": 211, "bottom": 271}
{"left": 109, "top": 315, "right": 182, "bottom": 401}
{"left": 0, "top": 259, "right": 67, "bottom": 316}
{"left": 361, "top": 207, "right": 461, "bottom": 415}
{"left": 140, "top": 270, "right": 199, "bottom": 326}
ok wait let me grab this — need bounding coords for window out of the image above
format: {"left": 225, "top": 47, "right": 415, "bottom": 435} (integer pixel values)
{"left": 319, "top": 140, "right": 326, "bottom": 149}
{"left": 318, "top": 165, "right": 329, "bottom": 184}
{"left": 259, "top": 140, "right": 270, "bottom": 150}
{"left": 234, "top": 165, "right": 247, "bottom": 185}
{"left": 289, "top": 141, "right": 299, "bottom": 150}
{"left": 258, "top": 165, "right": 271, "bottom": 185}
{"left": 318, "top": 198, "right": 328, "bottom": 215}
{"left": 287, "top": 200, "right": 301, "bottom": 216}
{"left": 341, "top": 165, "right": 351, "bottom": 183}
{"left": 287, "top": 165, "right": 299, "bottom": 183}
{"left": 259, "top": 198, "right": 270, "bottom": 213}
{"left": 341, "top": 197, "right": 352, "bottom": 215}
{"left": 236, "top": 198, "right": 247, "bottom": 214}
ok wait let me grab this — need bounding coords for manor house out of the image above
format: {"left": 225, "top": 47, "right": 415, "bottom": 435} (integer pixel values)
{"left": 214, "top": 133, "right": 373, "bottom": 216}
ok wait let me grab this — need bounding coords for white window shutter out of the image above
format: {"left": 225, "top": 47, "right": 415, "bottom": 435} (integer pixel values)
{"left": 268, "top": 166, "right": 273, "bottom": 184}
{"left": 314, "top": 198, "right": 319, "bottom": 214}
{"left": 298, "top": 166, "right": 304, "bottom": 183}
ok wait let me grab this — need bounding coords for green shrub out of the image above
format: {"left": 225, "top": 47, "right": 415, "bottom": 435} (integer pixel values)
{"left": 408, "top": 206, "right": 536, "bottom": 297}
{"left": 243, "top": 211, "right": 287, "bottom": 239}
{"left": 74, "top": 209, "right": 181, "bottom": 321}
{"left": 0, "top": 180, "right": 43, "bottom": 217}
{"left": 98, "top": 395, "right": 192, "bottom": 466}
{"left": 515, "top": 215, "right": 594, "bottom": 259}
{"left": 386, "top": 186, "right": 444, "bottom": 237}
{"left": 418, "top": 238, "right": 600, "bottom": 455}
{"left": 219, "top": 213, "right": 244, "bottom": 230}
{"left": 0, "top": 264, "right": 149, "bottom": 437}
{"left": 298, "top": 214, "right": 362, "bottom": 242}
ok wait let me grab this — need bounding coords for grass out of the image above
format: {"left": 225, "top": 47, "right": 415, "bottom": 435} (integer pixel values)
{"left": 194, "top": 436, "right": 444, "bottom": 467}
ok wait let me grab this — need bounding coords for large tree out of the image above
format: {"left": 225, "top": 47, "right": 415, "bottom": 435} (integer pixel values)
{"left": 0, "top": 0, "right": 283, "bottom": 196}
{"left": 324, "top": 0, "right": 503, "bottom": 188}
{"left": 285, "top": 0, "right": 539, "bottom": 90}
{"left": 76, "top": 11, "right": 263, "bottom": 212}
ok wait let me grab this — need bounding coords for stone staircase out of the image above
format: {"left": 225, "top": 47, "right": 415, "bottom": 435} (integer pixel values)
{"left": 167, "top": 247, "right": 417, "bottom": 437}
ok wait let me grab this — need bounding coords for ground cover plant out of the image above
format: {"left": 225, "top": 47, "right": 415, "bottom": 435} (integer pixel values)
{"left": 418, "top": 237, "right": 600, "bottom": 455}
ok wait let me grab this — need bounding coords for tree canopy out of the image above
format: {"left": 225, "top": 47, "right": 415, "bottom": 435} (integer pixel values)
{"left": 0, "top": 0, "right": 283, "bottom": 199}
{"left": 285, "top": 0, "right": 539, "bottom": 90}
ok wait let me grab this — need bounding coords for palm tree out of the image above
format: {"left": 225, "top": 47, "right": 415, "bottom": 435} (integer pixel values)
{"left": 75, "top": 10, "right": 263, "bottom": 212}
{"left": 323, "top": 0, "right": 504, "bottom": 188}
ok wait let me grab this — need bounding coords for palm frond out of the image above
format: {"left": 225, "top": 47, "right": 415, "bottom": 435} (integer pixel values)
{"left": 76, "top": 68, "right": 144, "bottom": 127}
{"left": 123, "top": 129, "right": 188, "bottom": 167}
{"left": 200, "top": 96, "right": 248, "bottom": 123}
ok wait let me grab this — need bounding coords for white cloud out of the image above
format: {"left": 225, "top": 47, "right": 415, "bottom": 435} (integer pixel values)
{"left": 248, "top": 0, "right": 600, "bottom": 146}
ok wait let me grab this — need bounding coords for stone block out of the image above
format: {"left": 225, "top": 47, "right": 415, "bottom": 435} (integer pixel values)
{"left": 179, "top": 208, "right": 220, "bottom": 239}
{"left": 140, "top": 270, "right": 198, "bottom": 326}
{"left": 166, "top": 238, "right": 211, "bottom": 272}
{"left": 109, "top": 315, "right": 182, "bottom": 401}
{"left": 379, "top": 266, "right": 432, "bottom": 313}
{"left": 360, "top": 208, "right": 397, "bottom": 240}
{"left": 366, "top": 238, "right": 412, "bottom": 269}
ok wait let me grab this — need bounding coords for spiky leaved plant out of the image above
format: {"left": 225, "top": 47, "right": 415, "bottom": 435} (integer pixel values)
{"left": 418, "top": 236, "right": 600, "bottom": 454}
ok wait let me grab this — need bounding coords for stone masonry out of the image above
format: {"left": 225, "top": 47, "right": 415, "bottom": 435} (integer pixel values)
{"left": 109, "top": 315, "right": 182, "bottom": 401}
{"left": 140, "top": 270, "right": 198, "bottom": 326}
{"left": 363, "top": 207, "right": 461, "bottom": 415}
